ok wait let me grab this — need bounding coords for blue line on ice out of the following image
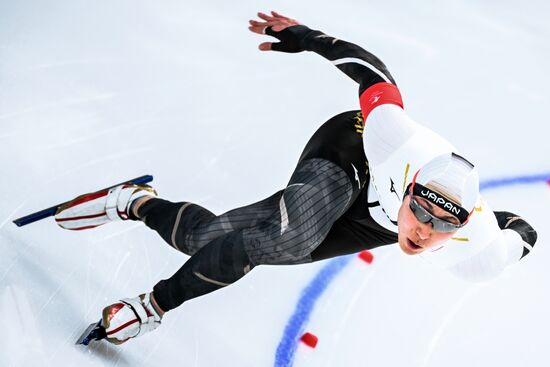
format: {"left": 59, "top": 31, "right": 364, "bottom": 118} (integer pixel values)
{"left": 479, "top": 172, "right": 550, "bottom": 191}
{"left": 274, "top": 172, "right": 550, "bottom": 367}
{"left": 274, "top": 255, "right": 353, "bottom": 367}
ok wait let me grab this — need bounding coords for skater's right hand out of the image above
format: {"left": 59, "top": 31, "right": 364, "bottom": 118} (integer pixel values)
{"left": 248, "top": 11, "right": 312, "bottom": 53}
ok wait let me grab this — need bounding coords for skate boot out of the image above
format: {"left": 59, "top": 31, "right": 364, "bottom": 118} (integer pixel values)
{"left": 101, "top": 292, "right": 163, "bottom": 345}
{"left": 55, "top": 184, "right": 157, "bottom": 230}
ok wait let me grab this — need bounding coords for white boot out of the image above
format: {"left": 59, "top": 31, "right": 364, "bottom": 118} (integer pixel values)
{"left": 55, "top": 184, "right": 156, "bottom": 230}
{"left": 101, "top": 292, "right": 163, "bottom": 345}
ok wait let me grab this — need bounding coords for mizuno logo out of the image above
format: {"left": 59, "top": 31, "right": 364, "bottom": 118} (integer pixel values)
{"left": 505, "top": 216, "right": 522, "bottom": 228}
{"left": 351, "top": 164, "right": 361, "bottom": 189}
{"left": 369, "top": 92, "right": 383, "bottom": 104}
{"left": 420, "top": 189, "right": 461, "bottom": 215}
{"left": 316, "top": 34, "right": 339, "bottom": 44}
{"left": 390, "top": 178, "right": 400, "bottom": 200}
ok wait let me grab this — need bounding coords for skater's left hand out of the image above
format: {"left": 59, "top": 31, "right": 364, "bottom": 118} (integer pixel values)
{"left": 248, "top": 11, "right": 305, "bottom": 52}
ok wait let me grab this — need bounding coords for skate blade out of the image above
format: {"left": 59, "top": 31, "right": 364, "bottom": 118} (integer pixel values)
{"left": 76, "top": 320, "right": 105, "bottom": 346}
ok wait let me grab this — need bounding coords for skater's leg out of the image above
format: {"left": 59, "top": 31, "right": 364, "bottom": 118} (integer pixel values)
{"left": 136, "top": 191, "right": 284, "bottom": 256}
{"left": 152, "top": 158, "right": 353, "bottom": 312}
{"left": 97, "top": 158, "right": 353, "bottom": 344}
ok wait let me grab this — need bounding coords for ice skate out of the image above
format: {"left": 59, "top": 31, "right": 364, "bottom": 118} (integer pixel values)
{"left": 55, "top": 184, "right": 157, "bottom": 230}
{"left": 100, "top": 293, "right": 163, "bottom": 345}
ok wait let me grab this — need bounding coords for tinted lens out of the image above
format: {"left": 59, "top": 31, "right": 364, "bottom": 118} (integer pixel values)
{"left": 409, "top": 199, "right": 431, "bottom": 223}
{"left": 432, "top": 218, "right": 458, "bottom": 232}
{"left": 409, "top": 197, "right": 459, "bottom": 233}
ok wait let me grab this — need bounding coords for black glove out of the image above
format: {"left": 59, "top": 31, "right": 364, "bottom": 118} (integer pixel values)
{"left": 265, "top": 25, "right": 316, "bottom": 53}
{"left": 494, "top": 211, "right": 537, "bottom": 258}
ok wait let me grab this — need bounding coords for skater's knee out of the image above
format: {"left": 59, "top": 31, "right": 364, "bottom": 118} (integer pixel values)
{"left": 153, "top": 237, "right": 255, "bottom": 311}
{"left": 246, "top": 225, "right": 325, "bottom": 265}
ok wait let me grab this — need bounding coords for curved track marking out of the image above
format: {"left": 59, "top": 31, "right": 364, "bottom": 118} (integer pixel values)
{"left": 274, "top": 172, "right": 550, "bottom": 367}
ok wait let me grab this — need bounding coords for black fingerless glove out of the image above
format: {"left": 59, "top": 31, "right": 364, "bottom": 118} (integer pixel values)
{"left": 494, "top": 211, "right": 537, "bottom": 258}
{"left": 265, "top": 25, "right": 321, "bottom": 53}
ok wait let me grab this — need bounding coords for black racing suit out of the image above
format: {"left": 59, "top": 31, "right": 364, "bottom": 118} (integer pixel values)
{"left": 140, "top": 110, "right": 398, "bottom": 311}
{"left": 137, "top": 26, "right": 536, "bottom": 312}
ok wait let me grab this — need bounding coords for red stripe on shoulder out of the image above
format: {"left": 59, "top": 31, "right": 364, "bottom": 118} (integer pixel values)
{"left": 359, "top": 82, "right": 404, "bottom": 120}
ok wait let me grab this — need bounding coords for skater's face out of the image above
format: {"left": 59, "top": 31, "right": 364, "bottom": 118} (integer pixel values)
{"left": 397, "top": 195, "right": 460, "bottom": 255}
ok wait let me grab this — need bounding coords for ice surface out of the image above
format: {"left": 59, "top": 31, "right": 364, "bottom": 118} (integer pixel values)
{"left": 1, "top": 1, "right": 549, "bottom": 366}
